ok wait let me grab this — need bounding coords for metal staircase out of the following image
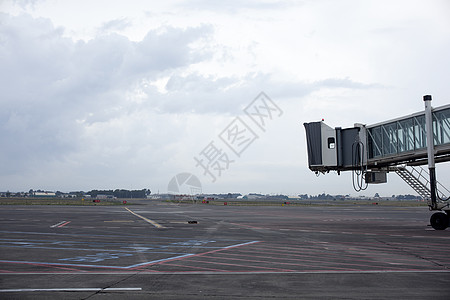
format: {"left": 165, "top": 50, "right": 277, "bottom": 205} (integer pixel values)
{"left": 394, "top": 166, "right": 450, "bottom": 205}
{"left": 394, "top": 166, "right": 431, "bottom": 200}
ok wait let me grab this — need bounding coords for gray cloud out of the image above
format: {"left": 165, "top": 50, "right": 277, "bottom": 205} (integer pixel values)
{"left": 314, "top": 77, "right": 384, "bottom": 90}
{"left": 130, "top": 26, "right": 212, "bottom": 73}
{"left": 9, "top": 0, "right": 39, "bottom": 9}
{"left": 99, "top": 17, "right": 132, "bottom": 33}
{"left": 180, "top": 0, "right": 295, "bottom": 13}
{"left": 0, "top": 13, "right": 213, "bottom": 177}
{"left": 159, "top": 72, "right": 381, "bottom": 115}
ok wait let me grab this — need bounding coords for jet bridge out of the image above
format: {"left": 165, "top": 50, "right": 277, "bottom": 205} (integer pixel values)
{"left": 304, "top": 95, "right": 450, "bottom": 230}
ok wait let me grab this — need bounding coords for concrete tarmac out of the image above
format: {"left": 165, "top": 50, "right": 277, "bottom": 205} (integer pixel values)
{"left": 0, "top": 202, "right": 449, "bottom": 299}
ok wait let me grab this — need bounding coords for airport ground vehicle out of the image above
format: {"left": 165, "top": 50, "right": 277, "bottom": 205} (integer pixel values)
{"left": 304, "top": 95, "right": 450, "bottom": 230}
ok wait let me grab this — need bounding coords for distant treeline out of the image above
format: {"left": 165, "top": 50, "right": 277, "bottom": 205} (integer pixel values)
{"left": 300, "top": 193, "right": 349, "bottom": 200}
{"left": 87, "top": 189, "right": 151, "bottom": 198}
{"left": 2, "top": 190, "right": 423, "bottom": 200}
{"left": 391, "top": 194, "right": 422, "bottom": 200}
{"left": 298, "top": 193, "right": 423, "bottom": 200}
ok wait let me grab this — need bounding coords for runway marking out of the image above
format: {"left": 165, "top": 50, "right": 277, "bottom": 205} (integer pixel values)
{"left": 3, "top": 270, "right": 449, "bottom": 275}
{"left": 128, "top": 253, "right": 195, "bottom": 269}
{"left": 59, "top": 252, "right": 133, "bottom": 263}
{"left": 124, "top": 208, "right": 165, "bottom": 228}
{"left": 50, "top": 221, "right": 67, "bottom": 228}
{"left": 228, "top": 222, "right": 263, "bottom": 229}
{"left": 0, "top": 241, "right": 259, "bottom": 270}
{"left": 129, "top": 241, "right": 260, "bottom": 270}
{"left": 57, "top": 221, "right": 71, "bottom": 228}
{"left": 0, "top": 287, "right": 142, "bottom": 292}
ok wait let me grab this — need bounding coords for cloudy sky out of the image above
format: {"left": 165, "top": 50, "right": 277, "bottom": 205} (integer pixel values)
{"left": 1, "top": 0, "right": 449, "bottom": 196}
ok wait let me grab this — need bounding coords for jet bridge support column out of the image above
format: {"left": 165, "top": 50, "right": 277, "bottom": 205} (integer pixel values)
{"left": 424, "top": 95, "right": 437, "bottom": 209}
{"left": 425, "top": 95, "right": 449, "bottom": 230}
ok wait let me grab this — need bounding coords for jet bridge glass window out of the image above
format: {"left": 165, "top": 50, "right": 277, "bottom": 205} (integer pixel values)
{"left": 368, "top": 127, "right": 382, "bottom": 159}
{"left": 413, "top": 115, "right": 426, "bottom": 149}
{"left": 398, "top": 119, "right": 414, "bottom": 152}
{"left": 367, "top": 106, "right": 450, "bottom": 160}
{"left": 433, "top": 108, "right": 450, "bottom": 145}
{"left": 384, "top": 122, "right": 397, "bottom": 155}
{"left": 327, "top": 137, "right": 335, "bottom": 149}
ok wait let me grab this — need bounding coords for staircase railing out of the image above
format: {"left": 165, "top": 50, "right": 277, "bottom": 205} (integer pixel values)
{"left": 394, "top": 165, "right": 450, "bottom": 209}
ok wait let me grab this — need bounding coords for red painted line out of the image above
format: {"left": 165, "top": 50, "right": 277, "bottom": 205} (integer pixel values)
{"left": 224, "top": 245, "right": 435, "bottom": 270}
{"left": 131, "top": 241, "right": 261, "bottom": 270}
{"left": 228, "top": 222, "right": 263, "bottom": 229}
{"left": 45, "top": 265, "right": 85, "bottom": 272}
{"left": 239, "top": 250, "right": 408, "bottom": 270}
{"left": 57, "top": 221, "right": 71, "bottom": 228}
{"left": 0, "top": 260, "right": 123, "bottom": 270}
{"left": 130, "top": 254, "right": 195, "bottom": 270}
{"left": 204, "top": 253, "right": 362, "bottom": 272}
{"left": 165, "top": 263, "right": 226, "bottom": 272}
{"left": 184, "top": 258, "right": 296, "bottom": 272}
{"left": 258, "top": 242, "right": 450, "bottom": 265}
{"left": 187, "top": 241, "right": 261, "bottom": 257}
{"left": 210, "top": 252, "right": 364, "bottom": 272}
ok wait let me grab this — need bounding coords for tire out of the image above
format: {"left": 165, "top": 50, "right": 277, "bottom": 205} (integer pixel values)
{"left": 430, "top": 212, "right": 449, "bottom": 230}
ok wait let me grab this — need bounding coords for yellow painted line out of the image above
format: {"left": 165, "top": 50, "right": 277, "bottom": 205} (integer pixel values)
{"left": 124, "top": 207, "right": 165, "bottom": 228}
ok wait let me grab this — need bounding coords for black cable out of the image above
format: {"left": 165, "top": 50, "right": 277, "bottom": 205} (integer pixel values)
{"left": 352, "top": 142, "right": 368, "bottom": 192}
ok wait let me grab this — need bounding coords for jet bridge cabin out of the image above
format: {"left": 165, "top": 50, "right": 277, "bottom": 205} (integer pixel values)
{"left": 304, "top": 121, "right": 366, "bottom": 173}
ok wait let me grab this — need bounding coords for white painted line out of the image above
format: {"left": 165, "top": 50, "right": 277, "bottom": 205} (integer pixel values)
{"left": 0, "top": 288, "right": 142, "bottom": 292}
{"left": 57, "top": 221, "right": 71, "bottom": 228}
{"left": 50, "top": 221, "right": 66, "bottom": 228}
{"left": 127, "top": 253, "right": 195, "bottom": 268}
{"left": 125, "top": 208, "right": 165, "bottom": 228}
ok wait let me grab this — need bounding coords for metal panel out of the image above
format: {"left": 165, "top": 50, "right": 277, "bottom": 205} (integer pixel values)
{"left": 304, "top": 122, "right": 322, "bottom": 167}
{"left": 320, "top": 122, "right": 337, "bottom": 167}
{"left": 337, "top": 127, "right": 360, "bottom": 168}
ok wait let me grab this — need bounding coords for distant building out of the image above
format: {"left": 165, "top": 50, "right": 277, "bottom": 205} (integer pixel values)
{"left": 245, "top": 193, "right": 265, "bottom": 200}
{"left": 34, "top": 192, "right": 56, "bottom": 197}
{"left": 96, "top": 194, "right": 114, "bottom": 199}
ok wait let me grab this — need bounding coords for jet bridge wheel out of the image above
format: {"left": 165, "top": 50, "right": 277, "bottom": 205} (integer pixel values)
{"left": 430, "top": 212, "right": 449, "bottom": 230}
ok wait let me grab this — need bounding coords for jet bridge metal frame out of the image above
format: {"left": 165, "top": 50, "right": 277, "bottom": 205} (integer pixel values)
{"left": 304, "top": 95, "right": 450, "bottom": 230}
